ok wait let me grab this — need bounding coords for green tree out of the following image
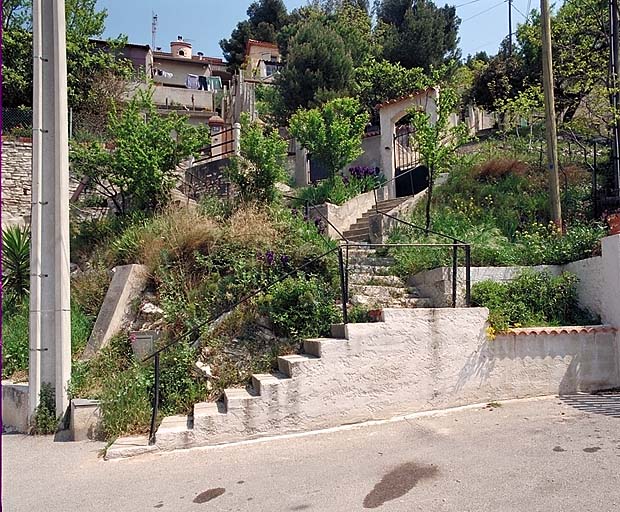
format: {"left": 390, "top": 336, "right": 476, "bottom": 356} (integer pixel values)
{"left": 225, "top": 114, "right": 288, "bottom": 203}
{"left": 352, "top": 59, "right": 430, "bottom": 123}
{"left": 375, "top": 0, "right": 460, "bottom": 71}
{"left": 407, "top": 86, "right": 469, "bottom": 230}
{"left": 289, "top": 97, "right": 369, "bottom": 178}
{"left": 70, "top": 90, "right": 210, "bottom": 214}
{"left": 1, "top": 0, "right": 132, "bottom": 110}
{"left": 276, "top": 19, "right": 354, "bottom": 117}
{"left": 220, "top": 0, "right": 289, "bottom": 71}
{"left": 516, "top": 0, "right": 609, "bottom": 123}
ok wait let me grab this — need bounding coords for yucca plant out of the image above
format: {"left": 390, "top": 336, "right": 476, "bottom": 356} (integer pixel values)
{"left": 2, "top": 225, "right": 30, "bottom": 303}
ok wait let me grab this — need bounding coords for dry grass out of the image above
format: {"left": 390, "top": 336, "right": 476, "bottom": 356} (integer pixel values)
{"left": 139, "top": 206, "right": 220, "bottom": 274}
{"left": 226, "top": 203, "right": 278, "bottom": 248}
{"left": 473, "top": 158, "right": 529, "bottom": 181}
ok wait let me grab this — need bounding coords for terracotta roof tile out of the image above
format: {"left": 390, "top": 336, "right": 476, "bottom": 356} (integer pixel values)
{"left": 506, "top": 325, "right": 617, "bottom": 336}
{"left": 376, "top": 87, "right": 435, "bottom": 110}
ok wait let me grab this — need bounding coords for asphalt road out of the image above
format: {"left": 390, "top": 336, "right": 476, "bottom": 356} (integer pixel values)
{"left": 3, "top": 394, "right": 620, "bottom": 512}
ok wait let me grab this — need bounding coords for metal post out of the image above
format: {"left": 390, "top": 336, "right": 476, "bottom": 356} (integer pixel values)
{"left": 452, "top": 242, "right": 458, "bottom": 308}
{"left": 465, "top": 245, "right": 471, "bottom": 307}
{"left": 593, "top": 141, "right": 598, "bottom": 217}
{"left": 338, "top": 248, "right": 348, "bottom": 324}
{"left": 149, "top": 352, "right": 160, "bottom": 445}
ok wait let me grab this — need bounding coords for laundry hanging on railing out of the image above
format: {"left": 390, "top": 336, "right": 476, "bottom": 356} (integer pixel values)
{"left": 185, "top": 74, "right": 199, "bottom": 90}
{"left": 153, "top": 68, "right": 173, "bottom": 79}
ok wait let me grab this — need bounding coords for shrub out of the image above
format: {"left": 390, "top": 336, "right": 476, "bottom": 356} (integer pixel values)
{"left": 225, "top": 113, "right": 288, "bottom": 203}
{"left": 471, "top": 270, "right": 597, "bottom": 331}
{"left": 2, "top": 225, "right": 30, "bottom": 309}
{"left": 259, "top": 277, "right": 339, "bottom": 339}
{"left": 30, "top": 384, "right": 59, "bottom": 435}
{"left": 472, "top": 158, "right": 528, "bottom": 182}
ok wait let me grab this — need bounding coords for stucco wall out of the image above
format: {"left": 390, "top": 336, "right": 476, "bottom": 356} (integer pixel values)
{"left": 410, "top": 259, "right": 604, "bottom": 315}
{"left": 313, "top": 190, "right": 376, "bottom": 239}
{"left": 342, "top": 135, "right": 382, "bottom": 172}
{"left": 148, "top": 308, "right": 619, "bottom": 453}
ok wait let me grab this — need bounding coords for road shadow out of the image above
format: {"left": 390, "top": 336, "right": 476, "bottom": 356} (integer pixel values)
{"left": 560, "top": 391, "right": 620, "bottom": 418}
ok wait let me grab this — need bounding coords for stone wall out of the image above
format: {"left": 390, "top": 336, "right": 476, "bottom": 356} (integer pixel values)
{"left": 1, "top": 140, "right": 33, "bottom": 225}
{"left": 2, "top": 138, "right": 92, "bottom": 227}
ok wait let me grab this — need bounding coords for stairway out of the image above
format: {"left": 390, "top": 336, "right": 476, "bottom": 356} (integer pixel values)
{"left": 342, "top": 197, "right": 408, "bottom": 242}
{"left": 347, "top": 246, "right": 432, "bottom": 308}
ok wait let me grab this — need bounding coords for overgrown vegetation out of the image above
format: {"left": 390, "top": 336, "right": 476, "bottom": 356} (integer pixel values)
{"left": 70, "top": 89, "right": 210, "bottom": 214}
{"left": 390, "top": 143, "right": 607, "bottom": 277}
{"left": 472, "top": 270, "right": 598, "bottom": 333}
{"left": 67, "top": 201, "right": 339, "bottom": 439}
{"left": 2, "top": 225, "right": 30, "bottom": 312}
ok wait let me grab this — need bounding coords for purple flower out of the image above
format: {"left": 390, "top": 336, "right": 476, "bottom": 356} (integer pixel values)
{"left": 280, "top": 254, "right": 290, "bottom": 266}
{"left": 265, "top": 250, "right": 275, "bottom": 266}
{"left": 342, "top": 175, "right": 350, "bottom": 185}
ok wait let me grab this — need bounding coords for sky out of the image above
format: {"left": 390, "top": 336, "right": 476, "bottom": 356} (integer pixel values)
{"left": 96, "top": 0, "right": 538, "bottom": 61}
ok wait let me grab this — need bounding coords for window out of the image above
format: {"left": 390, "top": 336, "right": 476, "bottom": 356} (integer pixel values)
{"left": 178, "top": 50, "right": 185, "bottom": 56}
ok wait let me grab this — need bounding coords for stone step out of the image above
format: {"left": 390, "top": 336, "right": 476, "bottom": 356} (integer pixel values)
{"left": 348, "top": 273, "right": 404, "bottom": 286}
{"left": 277, "top": 354, "right": 320, "bottom": 377}
{"left": 224, "top": 387, "right": 258, "bottom": 410}
{"left": 303, "top": 337, "right": 348, "bottom": 358}
{"left": 350, "top": 284, "right": 413, "bottom": 299}
{"left": 343, "top": 233, "right": 369, "bottom": 242}
{"left": 348, "top": 264, "right": 394, "bottom": 275}
{"left": 194, "top": 401, "right": 225, "bottom": 418}
{"left": 347, "top": 256, "right": 395, "bottom": 266}
{"left": 344, "top": 226, "right": 369, "bottom": 238}
{"left": 350, "top": 295, "right": 432, "bottom": 308}
{"left": 250, "top": 373, "right": 287, "bottom": 396}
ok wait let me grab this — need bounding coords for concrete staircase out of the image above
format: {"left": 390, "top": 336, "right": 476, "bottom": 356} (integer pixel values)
{"left": 342, "top": 197, "right": 408, "bottom": 242}
{"left": 347, "top": 246, "right": 431, "bottom": 308}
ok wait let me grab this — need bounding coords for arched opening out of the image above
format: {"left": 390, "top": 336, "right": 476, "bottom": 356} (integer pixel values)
{"left": 178, "top": 49, "right": 185, "bottom": 56}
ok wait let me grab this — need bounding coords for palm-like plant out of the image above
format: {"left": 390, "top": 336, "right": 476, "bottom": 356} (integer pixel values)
{"left": 2, "top": 225, "right": 30, "bottom": 303}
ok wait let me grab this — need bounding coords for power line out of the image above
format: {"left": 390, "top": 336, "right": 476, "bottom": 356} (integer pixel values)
{"left": 454, "top": 0, "right": 485, "bottom": 8}
{"left": 461, "top": 1, "right": 506, "bottom": 22}
{"left": 512, "top": 4, "right": 529, "bottom": 18}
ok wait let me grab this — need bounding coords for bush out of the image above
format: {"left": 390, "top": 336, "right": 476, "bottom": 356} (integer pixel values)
{"left": 2, "top": 225, "right": 30, "bottom": 309}
{"left": 30, "top": 384, "right": 59, "bottom": 435}
{"left": 471, "top": 270, "right": 597, "bottom": 332}
{"left": 259, "top": 277, "right": 340, "bottom": 339}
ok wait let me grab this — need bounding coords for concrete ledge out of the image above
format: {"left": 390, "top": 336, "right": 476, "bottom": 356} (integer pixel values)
{"left": 82, "top": 264, "right": 149, "bottom": 359}
{"left": 70, "top": 399, "right": 104, "bottom": 441}
{"left": 2, "top": 381, "right": 29, "bottom": 433}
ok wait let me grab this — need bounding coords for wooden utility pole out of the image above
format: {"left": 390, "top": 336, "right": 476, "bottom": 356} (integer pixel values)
{"left": 610, "top": 0, "right": 620, "bottom": 193}
{"left": 540, "top": 0, "right": 562, "bottom": 227}
{"left": 508, "top": 0, "right": 513, "bottom": 56}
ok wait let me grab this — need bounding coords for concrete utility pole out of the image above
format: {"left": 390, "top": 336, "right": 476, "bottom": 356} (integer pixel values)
{"left": 29, "top": 0, "right": 72, "bottom": 419}
{"left": 540, "top": 0, "right": 562, "bottom": 227}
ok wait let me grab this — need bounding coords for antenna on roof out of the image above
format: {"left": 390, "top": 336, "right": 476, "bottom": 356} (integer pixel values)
{"left": 151, "top": 12, "right": 158, "bottom": 50}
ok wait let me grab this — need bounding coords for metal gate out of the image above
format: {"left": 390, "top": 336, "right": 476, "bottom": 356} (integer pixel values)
{"left": 393, "top": 125, "right": 428, "bottom": 197}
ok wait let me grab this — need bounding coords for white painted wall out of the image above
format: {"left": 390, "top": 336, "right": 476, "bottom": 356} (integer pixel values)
{"left": 148, "top": 308, "right": 619, "bottom": 453}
